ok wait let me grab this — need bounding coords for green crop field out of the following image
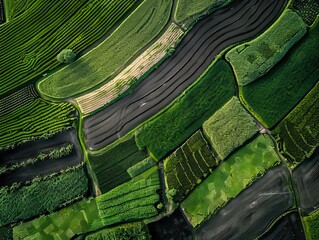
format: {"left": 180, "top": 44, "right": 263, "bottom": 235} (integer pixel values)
{"left": 0, "top": 0, "right": 137, "bottom": 96}
{"left": 303, "top": 209, "right": 319, "bottom": 240}
{"left": 85, "top": 222, "right": 150, "bottom": 240}
{"left": 174, "top": 0, "right": 232, "bottom": 23}
{"left": 136, "top": 60, "right": 236, "bottom": 161}
{"left": 13, "top": 198, "right": 103, "bottom": 240}
{"left": 88, "top": 134, "right": 148, "bottom": 194}
{"left": 96, "top": 167, "right": 161, "bottom": 226}
{"left": 292, "top": 0, "right": 319, "bottom": 26}
{"left": 0, "top": 98, "right": 76, "bottom": 150}
{"left": 273, "top": 81, "right": 319, "bottom": 164}
{"left": 241, "top": 20, "right": 319, "bottom": 128}
{"left": 4, "top": 0, "right": 37, "bottom": 20}
{"left": 0, "top": 165, "right": 88, "bottom": 226}
{"left": 38, "top": 0, "right": 172, "bottom": 99}
{"left": 164, "top": 130, "right": 217, "bottom": 203}
{"left": 203, "top": 97, "right": 258, "bottom": 160}
{"left": 226, "top": 10, "right": 306, "bottom": 86}
{"left": 181, "top": 135, "right": 281, "bottom": 227}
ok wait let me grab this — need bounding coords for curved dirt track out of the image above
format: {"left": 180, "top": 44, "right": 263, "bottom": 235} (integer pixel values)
{"left": 84, "top": 0, "right": 287, "bottom": 150}
{"left": 194, "top": 166, "right": 294, "bottom": 240}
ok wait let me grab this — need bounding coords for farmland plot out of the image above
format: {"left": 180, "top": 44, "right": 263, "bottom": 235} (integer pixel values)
{"left": 292, "top": 0, "right": 319, "bottom": 26}
{"left": 0, "top": 0, "right": 137, "bottom": 96}
{"left": 84, "top": 0, "right": 287, "bottom": 151}
{"left": 181, "top": 135, "right": 281, "bottom": 228}
{"left": 75, "top": 23, "right": 184, "bottom": 115}
{"left": 303, "top": 209, "right": 319, "bottom": 240}
{"left": 4, "top": 0, "right": 37, "bottom": 20}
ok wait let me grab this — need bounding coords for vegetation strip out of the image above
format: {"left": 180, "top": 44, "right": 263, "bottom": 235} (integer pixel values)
{"left": 75, "top": 23, "right": 184, "bottom": 115}
{"left": 240, "top": 20, "right": 319, "bottom": 128}
{"left": 0, "top": 0, "right": 137, "bottom": 96}
{"left": 0, "top": 98, "right": 76, "bottom": 150}
{"left": 181, "top": 135, "right": 281, "bottom": 228}
{"left": 226, "top": 9, "right": 307, "bottom": 86}
{"left": 38, "top": 0, "right": 172, "bottom": 99}
{"left": 83, "top": 0, "right": 286, "bottom": 150}
{"left": 0, "top": 165, "right": 88, "bottom": 226}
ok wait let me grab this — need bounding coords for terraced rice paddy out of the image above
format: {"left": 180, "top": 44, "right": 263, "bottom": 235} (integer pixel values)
{"left": 0, "top": 0, "right": 137, "bottom": 96}
{"left": 84, "top": 0, "right": 287, "bottom": 150}
{"left": 75, "top": 23, "right": 184, "bottom": 115}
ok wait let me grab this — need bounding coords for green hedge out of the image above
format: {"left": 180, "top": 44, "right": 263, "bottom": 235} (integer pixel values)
{"left": 85, "top": 222, "right": 150, "bottom": 240}
{"left": 181, "top": 135, "right": 281, "bottom": 228}
{"left": 240, "top": 20, "right": 319, "bottom": 128}
{"left": 88, "top": 134, "right": 147, "bottom": 194}
{"left": 96, "top": 167, "right": 161, "bottom": 226}
{"left": 135, "top": 60, "right": 236, "bottom": 160}
{"left": 164, "top": 130, "right": 217, "bottom": 203}
{"left": 0, "top": 165, "right": 88, "bottom": 226}
{"left": 203, "top": 97, "right": 258, "bottom": 160}
{"left": 38, "top": 0, "right": 172, "bottom": 99}
{"left": 226, "top": 10, "right": 306, "bottom": 86}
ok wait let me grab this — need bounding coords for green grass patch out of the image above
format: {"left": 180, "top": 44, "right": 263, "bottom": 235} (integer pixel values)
{"left": 13, "top": 198, "right": 102, "bottom": 240}
{"left": 226, "top": 10, "right": 306, "bottom": 86}
{"left": 0, "top": 0, "right": 137, "bottom": 96}
{"left": 292, "top": 0, "right": 319, "bottom": 26}
{"left": 164, "top": 130, "right": 217, "bottom": 203}
{"left": 303, "top": 209, "right": 319, "bottom": 240}
{"left": 272, "top": 81, "right": 319, "bottom": 164}
{"left": 96, "top": 167, "right": 161, "bottom": 226}
{"left": 0, "top": 165, "right": 88, "bottom": 226}
{"left": 38, "top": 0, "right": 172, "bottom": 99}
{"left": 174, "top": 0, "right": 232, "bottom": 23}
{"left": 0, "top": 98, "right": 76, "bottom": 150}
{"left": 85, "top": 222, "right": 150, "bottom": 240}
{"left": 240, "top": 20, "right": 319, "bottom": 128}
{"left": 203, "top": 97, "right": 258, "bottom": 160}
{"left": 88, "top": 134, "right": 148, "bottom": 194}
{"left": 181, "top": 135, "right": 281, "bottom": 228}
{"left": 135, "top": 60, "right": 236, "bottom": 161}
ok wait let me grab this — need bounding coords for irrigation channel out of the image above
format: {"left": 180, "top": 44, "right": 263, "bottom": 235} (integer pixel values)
{"left": 193, "top": 166, "right": 294, "bottom": 240}
{"left": 84, "top": 0, "right": 287, "bottom": 150}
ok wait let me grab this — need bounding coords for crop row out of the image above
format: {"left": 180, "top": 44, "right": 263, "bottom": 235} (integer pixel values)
{"left": 85, "top": 222, "right": 150, "bottom": 240}
{"left": 75, "top": 23, "right": 184, "bottom": 115}
{"left": 13, "top": 198, "right": 102, "bottom": 240}
{"left": 226, "top": 10, "right": 306, "bottom": 86}
{"left": 0, "top": 164, "right": 88, "bottom": 226}
{"left": 203, "top": 97, "right": 258, "bottom": 160}
{"left": 135, "top": 60, "right": 236, "bottom": 160}
{"left": 38, "top": 0, "right": 172, "bottom": 99}
{"left": 240, "top": 20, "right": 319, "bottom": 128}
{"left": 96, "top": 167, "right": 161, "bottom": 226}
{"left": 4, "top": 0, "right": 36, "bottom": 20}
{"left": 0, "top": 84, "right": 38, "bottom": 117}
{"left": 0, "top": 0, "right": 137, "bottom": 95}
{"left": 164, "top": 130, "right": 217, "bottom": 203}
{"left": 88, "top": 134, "right": 148, "bottom": 194}
{"left": 0, "top": 98, "right": 76, "bottom": 150}
{"left": 181, "top": 135, "right": 281, "bottom": 228}
{"left": 292, "top": 0, "right": 319, "bottom": 26}
{"left": 273, "top": 81, "right": 319, "bottom": 164}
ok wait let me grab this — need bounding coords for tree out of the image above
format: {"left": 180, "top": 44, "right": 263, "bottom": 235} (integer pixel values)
{"left": 57, "top": 49, "right": 76, "bottom": 63}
